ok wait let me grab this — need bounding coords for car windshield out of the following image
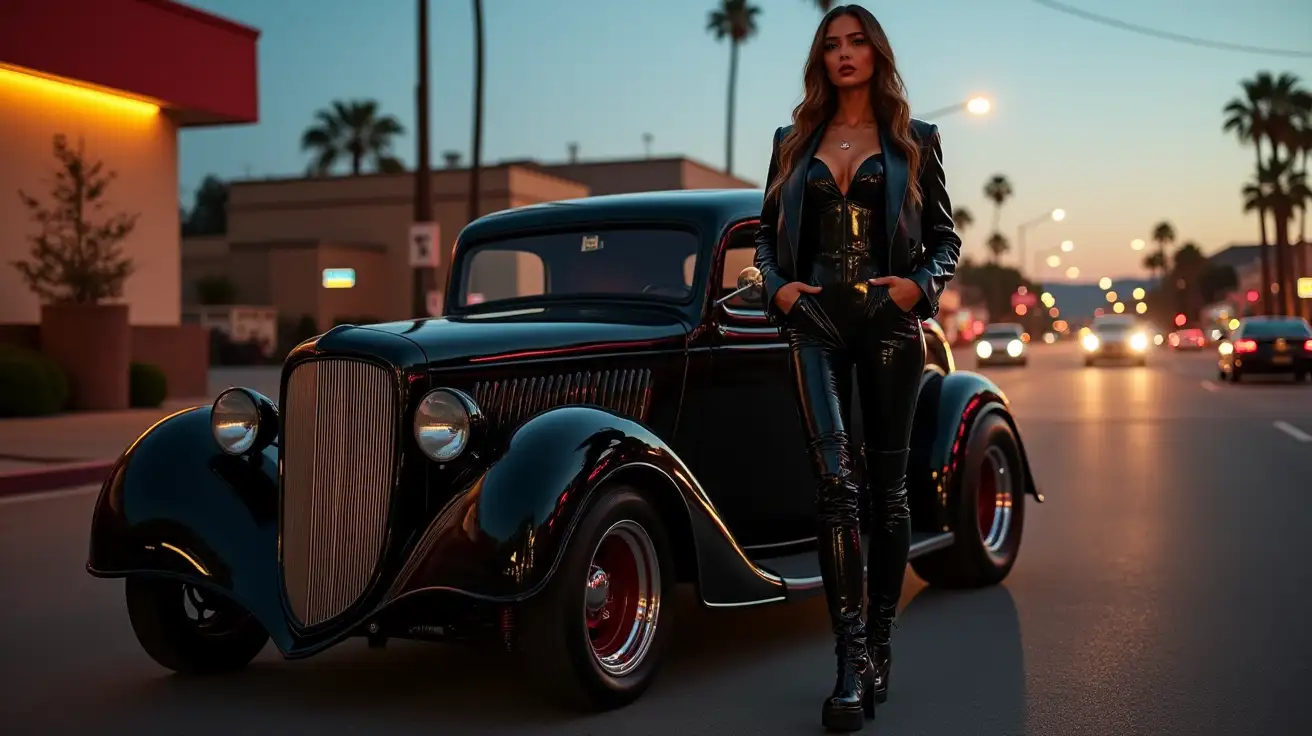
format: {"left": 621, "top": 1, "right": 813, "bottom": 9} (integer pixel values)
{"left": 1241, "top": 319, "right": 1312, "bottom": 338}
{"left": 982, "top": 325, "right": 1023, "bottom": 338}
{"left": 454, "top": 228, "right": 701, "bottom": 308}
{"left": 1094, "top": 318, "right": 1136, "bottom": 333}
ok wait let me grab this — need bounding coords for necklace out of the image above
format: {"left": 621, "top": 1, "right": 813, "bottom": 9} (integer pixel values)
{"left": 839, "top": 141, "right": 851, "bottom": 150}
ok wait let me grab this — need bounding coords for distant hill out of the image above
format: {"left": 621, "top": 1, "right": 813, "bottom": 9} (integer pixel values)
{"left": 1038, "top": 279, "right": 1156, "bottom": 321}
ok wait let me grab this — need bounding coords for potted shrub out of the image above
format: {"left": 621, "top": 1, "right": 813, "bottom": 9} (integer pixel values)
{"left": 10, "top": 134, "right": 138, "bottom": 411}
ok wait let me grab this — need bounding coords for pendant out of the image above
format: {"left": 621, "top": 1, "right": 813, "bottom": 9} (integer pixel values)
{"left": 839, "top": 141, "right": 851, "bottom": 150}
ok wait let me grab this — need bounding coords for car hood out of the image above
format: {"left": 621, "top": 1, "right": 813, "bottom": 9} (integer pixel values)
{"left": 982, "top": 336, "right": 1022, "bottom": 347}
{"left": 358, "top": 303, "right": 690, "bottom": 369}
{"left": 1094, "top": 330, "right": 1134, "bottom": 342}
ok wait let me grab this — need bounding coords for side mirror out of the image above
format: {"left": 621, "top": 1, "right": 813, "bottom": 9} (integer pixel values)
{"left": 715, "top": 266, "right": 764, "bottom": 307}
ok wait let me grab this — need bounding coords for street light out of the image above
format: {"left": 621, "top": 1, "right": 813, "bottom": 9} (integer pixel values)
{"left": 1017, "top": 208, "right": 1066, "bottom": 274}
{"left": 1060, "top": 240, "right": 1075, "bottom": 252}
{"left": 921, "top": 95, "right": 994, "bottom": 121}
{"left": 1130, "top": 239, "right": 1146, "bottom": 251}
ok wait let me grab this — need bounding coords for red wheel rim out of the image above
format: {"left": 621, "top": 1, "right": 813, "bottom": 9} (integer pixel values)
{"left": 583, "top": 520, "right": 661, "bottom": 676}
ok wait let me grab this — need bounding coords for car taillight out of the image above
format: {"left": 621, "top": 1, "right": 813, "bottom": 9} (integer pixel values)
{"left": 1304, "top": 339, "right": 1312, "bottom": 352}
{"left": 1235, "top": 339, "right": 1258, "bottom": 353}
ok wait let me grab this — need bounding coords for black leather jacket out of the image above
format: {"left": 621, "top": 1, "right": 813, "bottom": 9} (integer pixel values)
{"left": 754, "top": 118, "right": 962, "bottom": 324}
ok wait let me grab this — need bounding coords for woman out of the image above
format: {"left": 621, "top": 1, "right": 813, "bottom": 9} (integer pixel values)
{"left": 753, "top": 4, "right": 961, "bottom": 731}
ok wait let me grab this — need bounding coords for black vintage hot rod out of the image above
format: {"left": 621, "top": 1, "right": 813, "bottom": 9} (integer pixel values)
{"left": 88, "top": 189, "right": 1041, "bottom": 710}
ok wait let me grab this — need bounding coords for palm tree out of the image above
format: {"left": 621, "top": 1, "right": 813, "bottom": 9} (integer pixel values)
{"left": 986, "top": 232, "right": 1009, "bottom": 265}
{"left": 1173, "top": 242, "right": 1207, "bottom": 320}
{"left": 301, "top": 100, "right": 405, "bottom": 176}
{"left": 1142, "top": 252, "right": 1167, "bottom": 281}
{"left": 1258, "top": 156, "right": 1312, "bottom": 315}
{"left": 953, "top": 207, "right": 974, "bottom": 248}
{"left": 1224, "top": 74, "right": 1276, "bottom": 314}
{"left": 707, "top": 0, "right": 761, "bottom": 176}
{"left": 1151, "top": 221, "right": 1175, "bottom": 285}
{"left": 469, "top": 0, "right": 485, "bottom": 223}
{"left": 983, "top": 175, "right": 1012, "bottom": 235}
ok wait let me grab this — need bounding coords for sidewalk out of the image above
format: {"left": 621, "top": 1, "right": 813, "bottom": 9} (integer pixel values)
{"left": 0, "top": 366, "right": 280, "bottom": 497}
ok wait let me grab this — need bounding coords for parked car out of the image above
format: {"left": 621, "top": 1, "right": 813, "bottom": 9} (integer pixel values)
{"left": 86, "top": 189, "right": 1042, "bottom": 712}
{"left": 974, "top": 322, "right": 1029, "bottom": 367}
{"left": 1082, "top": 314, "right": 1150, "bottom": 366}
{"left": 1168, "top": 328, "right": 1206, "bottom": 351}
{"left": 1217, "top": 315, "right": 1312, "bottom": 382}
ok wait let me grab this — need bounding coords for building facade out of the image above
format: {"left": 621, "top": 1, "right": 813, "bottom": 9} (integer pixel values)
{"left": 182, "top": 157, "right": 755, "bottom": 331}
{"left": 0, "top": 0, "right": 259, "bottom": 397}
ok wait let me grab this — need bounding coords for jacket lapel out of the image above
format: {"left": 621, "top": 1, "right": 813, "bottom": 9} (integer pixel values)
{"left": 781, "top": 124, "right": 828, "bottom": 274}
{"left": 879, "top": 125, "right": 908, "bottom": 246}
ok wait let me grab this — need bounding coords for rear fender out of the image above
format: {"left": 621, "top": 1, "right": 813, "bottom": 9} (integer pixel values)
{"left": 388, "top": 405, "right": 787, "bottom": 608}
{"left": 909, "top": 370, "right": 1042, "bottom": 532}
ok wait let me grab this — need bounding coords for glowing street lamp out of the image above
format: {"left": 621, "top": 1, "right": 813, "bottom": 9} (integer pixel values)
{"left": 1066, "top": 266, "right": 1080, "bottom": 279}
{"left": 1060, "top": 240, "right": 1075, "bottom": 252}
{"left": 921, "top": 96, "right": 994, "bottom": 120}
{"left": 1046, "top": 254, "right": 1061, "bottom": 268}
{"left": 1130, "top": 239, "right": 1146, "bottom": 251}
{"left": 1017, "top": 209, "right": 1066, "bottom": 272}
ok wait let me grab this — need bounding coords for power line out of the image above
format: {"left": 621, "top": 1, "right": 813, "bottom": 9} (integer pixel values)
{"left": 1028, "top": 0, "right": 1312, "bottom": 58}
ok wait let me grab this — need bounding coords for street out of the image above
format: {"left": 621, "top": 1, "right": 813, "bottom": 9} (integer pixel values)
{"left": 2, "top": 344, "right": 1310, "bottom": 735}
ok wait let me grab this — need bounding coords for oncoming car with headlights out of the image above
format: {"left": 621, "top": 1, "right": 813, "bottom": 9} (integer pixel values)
{"left": 1082, "top": 315, "right": 1150, "bottom": 366}
{"left": 974, "top": 322, "right": 1028, "bottom": 367}
{"left": 86, "top": 189, "right": 1042, "bottom": 713}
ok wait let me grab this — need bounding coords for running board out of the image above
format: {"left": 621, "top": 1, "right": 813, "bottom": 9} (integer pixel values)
{"left": 753, "top": 531, "right": 956, "bottom": 599}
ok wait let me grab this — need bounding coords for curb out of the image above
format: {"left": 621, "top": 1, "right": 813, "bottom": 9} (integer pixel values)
{"left": 0, "top": 460, "right": 114, "bottom": 498}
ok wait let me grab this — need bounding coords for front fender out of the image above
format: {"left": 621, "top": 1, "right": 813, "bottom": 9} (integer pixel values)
{"left": 909, "top": 370, "right": 1043, "bottom": 532}
{"left": 86, "top": 406, "right": 298, "bottom": 644}
{"left": 389, "top": 405, "right": 787, "bottom": 608}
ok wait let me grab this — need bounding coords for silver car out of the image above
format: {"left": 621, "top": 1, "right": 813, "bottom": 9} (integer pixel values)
{"left": 974, "top": 322, "right": 1029, "bottom": 367}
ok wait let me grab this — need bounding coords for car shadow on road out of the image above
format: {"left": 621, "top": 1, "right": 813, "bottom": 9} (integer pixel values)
{"left": 105, "top": 582, "right": 1026, "bottom": 733}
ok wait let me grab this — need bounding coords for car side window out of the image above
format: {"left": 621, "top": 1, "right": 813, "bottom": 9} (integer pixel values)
{"left": 717, "top": 223, "right": 765, "bottom": 314}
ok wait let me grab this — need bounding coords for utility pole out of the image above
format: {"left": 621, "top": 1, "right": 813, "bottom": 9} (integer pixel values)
{"left": 412, "top": 0, "right": 432, "bottom": 318}
{"left": 468, "top": 0, "right": 485, "bottom": 225}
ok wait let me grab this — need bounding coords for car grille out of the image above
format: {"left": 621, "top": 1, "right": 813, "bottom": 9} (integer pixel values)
{"left": 471, "top": 368, "right": 653, "bottom": 429}
{"left": 280, "top": 358, "right": 397, "bottom": 628}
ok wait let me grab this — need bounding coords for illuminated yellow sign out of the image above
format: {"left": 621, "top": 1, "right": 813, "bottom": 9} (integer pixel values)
{"left": 0, "top": 65, "right": 160, "bottom": 116}
{"left": 1298, "top": 277, "right": 1312, "bottom": 299}
{"left": 322, "top": 268, "right": 356, "bottom": 289}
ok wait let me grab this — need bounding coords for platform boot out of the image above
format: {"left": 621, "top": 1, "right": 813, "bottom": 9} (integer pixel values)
{"left": 865, "top": 448, "right": 912, "bottom": 706}
{"left": 817, "top": 476, "right": 875, "bottom": 732}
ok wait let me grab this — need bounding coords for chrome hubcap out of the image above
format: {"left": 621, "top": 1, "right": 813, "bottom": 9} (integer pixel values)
{"left": 584, "top": 520, "right": 660, "bottom": 677}
{"left": 976, "top": 445, "right": 1014, "bottom": 553}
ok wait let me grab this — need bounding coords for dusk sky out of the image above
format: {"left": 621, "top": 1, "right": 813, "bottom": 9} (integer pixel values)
{"left": 179, "top": 0, "right": 1312, "bottom": 281}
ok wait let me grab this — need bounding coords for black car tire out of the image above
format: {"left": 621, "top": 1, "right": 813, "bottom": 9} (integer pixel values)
{"left": 1232, "top": 369, "right": 1243, "bottom": 383}
{"left": 911, "top": 413, "right": 1026, "bottom": 589}
{"left": 519, "top": 486, "right": 676, "bottom": 711}
{"left": 125, "top": 576, "right": 268, "bottom": 674}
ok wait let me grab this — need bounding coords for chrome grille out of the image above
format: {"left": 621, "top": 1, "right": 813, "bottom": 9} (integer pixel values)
{"left": 281, "top": 359, "right": 396, "bottom": 628}
{"left": 471, "top": 369, "right": 653, "bottom": 429}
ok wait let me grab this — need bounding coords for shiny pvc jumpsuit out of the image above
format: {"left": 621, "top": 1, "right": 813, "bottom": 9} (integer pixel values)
{"left": 778, "top": 153, "right": 924, "bottom": 705}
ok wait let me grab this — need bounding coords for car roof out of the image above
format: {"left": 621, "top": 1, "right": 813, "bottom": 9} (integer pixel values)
{"left": 457, "top": 189, "right": 766, "bottom": 249}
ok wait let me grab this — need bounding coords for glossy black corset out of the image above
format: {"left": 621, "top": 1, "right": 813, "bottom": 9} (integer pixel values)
{"left": 799, "top": 154, "right": 890, "bottom": 290}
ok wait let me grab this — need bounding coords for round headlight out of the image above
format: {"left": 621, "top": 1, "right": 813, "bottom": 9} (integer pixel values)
{"left": 976, "top": 341, "right": 993, "bottom": 359}
{"left": 1218, "top": 341, "right": 1234, "bottom": 355}
{"left": 1130, "top": 333, "right": 1149, "bottom": 351}
{"left": 1082, "top": 334, "right": 1100, "bottom": 352}
{"left": 414, "top": 390, "right": 472, "bottom": 462}
{"left": 212, "top": 388, "right": 260, "bottom": 455}
{"left": 1006, "top": 339, "right": 1024, "bottom": 357}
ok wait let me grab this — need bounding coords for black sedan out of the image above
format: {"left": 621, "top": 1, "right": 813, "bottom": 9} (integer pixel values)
{"left": 1218, "top": 316, "right": 1312, "bottom": 382}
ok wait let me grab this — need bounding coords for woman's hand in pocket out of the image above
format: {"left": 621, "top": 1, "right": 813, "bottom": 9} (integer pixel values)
{"left": 774, "top": 282, "right": 823, "bottom": 314}
{"left": 868, "top": 276, "right": 920, "bottom": 313}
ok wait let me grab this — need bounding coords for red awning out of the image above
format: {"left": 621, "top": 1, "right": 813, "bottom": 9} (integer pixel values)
{"left": 0, "top": 0, "right": 259, "bottom": 126}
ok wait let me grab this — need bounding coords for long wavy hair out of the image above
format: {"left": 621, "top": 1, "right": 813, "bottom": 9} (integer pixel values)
{"left": 765, "top": 4, "right": 922, "bottom": 208}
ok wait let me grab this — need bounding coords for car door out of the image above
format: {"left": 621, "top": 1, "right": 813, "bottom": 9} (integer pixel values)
{"left": 681, "top": 220, "right": 819, "bottom": 550}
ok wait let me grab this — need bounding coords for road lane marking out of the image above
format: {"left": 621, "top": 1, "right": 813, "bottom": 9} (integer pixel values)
{"left": 0, "top": 484, "right": 99, "bottom": 508}
{"left": 1273, "top": 421, "right": 1312, "bottom": 443}
{"left": 1201, "top": 381, "right": 1220, "bottom": 392}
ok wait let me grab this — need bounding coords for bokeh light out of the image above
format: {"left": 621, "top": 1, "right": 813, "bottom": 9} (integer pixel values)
{"left": 1060, "top": 240, "right": 1075, "bottom": 252}
{"left": 1135, "top": 302, "right": 1148, "bottom": 314}
{"left": 1106, "top": 291, "right": 1118, "bottom": 303}
{"left": 1113, "top": 302, "right": 1125, "bottom": 313}
{"left": 1046, "top": 255, "right": 1061, "bottom": 268}
{"left": 1132, "top": 287, "right": 1145, "bottom": 300}
{"left": 1098, "top": 277, "right": 1112, "bottom": 290}
{"left": 1066, "top": 266, "right": 1080, "bottom": 279}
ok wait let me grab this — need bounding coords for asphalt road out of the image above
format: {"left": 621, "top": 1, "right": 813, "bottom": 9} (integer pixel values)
{"left": 2, "top": 343, "right": 1310, "bottom": 735}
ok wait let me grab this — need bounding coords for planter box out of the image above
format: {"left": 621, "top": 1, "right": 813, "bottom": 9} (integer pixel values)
{"left": 39, "top": 303, "right": 130, "bottom": 411}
